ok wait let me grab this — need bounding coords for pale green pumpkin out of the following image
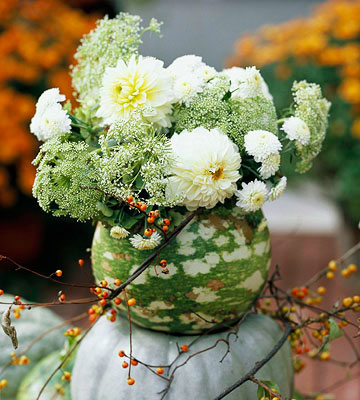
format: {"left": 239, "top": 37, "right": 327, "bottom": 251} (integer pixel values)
{"left": 17, "top": 350, "right": 73, "bottom": 400}
{"left": 91, "top": 206, "right": 271, "bottom": 334}
{"left": 0, "top": 295, "right": 65, "bottom": 399}
{"left": 71, "top": 313, "right": 293, "bottom": 399}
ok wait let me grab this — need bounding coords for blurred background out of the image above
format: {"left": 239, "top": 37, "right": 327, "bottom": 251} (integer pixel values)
{"left": 0, "top": 0, "right": 359, "bottom": 397}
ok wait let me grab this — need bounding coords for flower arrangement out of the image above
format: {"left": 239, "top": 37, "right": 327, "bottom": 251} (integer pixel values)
{"left": 30, "top": 12, "right": 330, "bottom": 252}
{"left": 227, "top": 0, "right": 360, "bottom": 225}
{"left": 0, "top": 0, "right": 96, "bottom": 207}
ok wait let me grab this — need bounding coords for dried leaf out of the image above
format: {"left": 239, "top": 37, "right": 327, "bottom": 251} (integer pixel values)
{"left": 1, "top": 306, "right": 18, "bottom": 349}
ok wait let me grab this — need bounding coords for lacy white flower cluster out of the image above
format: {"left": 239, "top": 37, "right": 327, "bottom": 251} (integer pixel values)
{"left": 30, "top": 13, "right": 330, "bottom": 251}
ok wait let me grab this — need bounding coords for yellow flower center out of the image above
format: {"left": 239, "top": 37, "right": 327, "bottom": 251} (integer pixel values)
{"left": 210, "top": 167, "right": 224, "bottom": 180}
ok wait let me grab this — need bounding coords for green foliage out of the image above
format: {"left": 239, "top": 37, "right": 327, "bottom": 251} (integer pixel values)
{"left": 32, "top": 138, "right": 103, "bottom": 221}
{"left": 173, "top": 77, "right": 278, "bottom": 151}
{"left": 256, "top": 379, "right": 281, "bottom": 399}
{"left": 292, "top": 81, "right": 331, "bottom": 173}
{"left": 328, "top": 317, "right": 343, "bottom": 342}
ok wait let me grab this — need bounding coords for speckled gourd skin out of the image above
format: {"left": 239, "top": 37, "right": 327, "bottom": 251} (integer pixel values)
{"left": 91, "top": 206, "right": 271, "bottom": 334}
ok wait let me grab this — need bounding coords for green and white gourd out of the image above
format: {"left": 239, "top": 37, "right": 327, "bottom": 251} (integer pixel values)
{"left": 0, "top": 295, "right": 66, "bottom": 399}
{"left": 71, "top": 313, "right": 293, "bottom": 400}
{"left": 92, "top": 206, "right": 271, "bottom": 334}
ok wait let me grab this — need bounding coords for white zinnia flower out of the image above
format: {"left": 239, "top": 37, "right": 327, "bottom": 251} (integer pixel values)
{"left": 197, "top": 65, "right": 217, "bottom": 82}
{"left": 236, "top": 179, "right": 268, "bottom": 212}
{"left": 222, "top": 66, "right": 272, "bottom": 100}
{"left": 110, "top": 226, "right": 129, "bottom": 239}
{"left": 129, "top": 232, "right": 162, "bottom": 250}
{"left": 30, "top": 104, "right": 71, "bottom": 142}
{"left": 168, "top": 127, "right": 241, "bottom": 211}
{"left": 97, "top": 55, "right": 175, "bottom": 127}
{"left": 168, "top": 55, "right": 204, "bottom": 74}
{"left": 269, "top": 176, "right": 287, "bottom": 201}
{"left": 281, "top": 116, "right": 311, "bottom": 145}
{"left": 244, "top": 130, "right": 282, "bottom": 162}
{"left": 258, "top": 153, "right": 281, "bottom": 179}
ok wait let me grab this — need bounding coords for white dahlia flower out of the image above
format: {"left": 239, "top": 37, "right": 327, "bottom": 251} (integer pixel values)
{"left": 172, "top": 73, "right": 204, "bottom": 106}
{"left": 236, "top": 179, "right": 268, "bottom": 213}
{"left": 168, "top": 55, "right": 205, "bottom": 74}
{"left": 168, "top": 127, "right": 241, "bottom": 211}
{"left": 244, "top": 130, "right": 282, "bottom": 162}
{"left": 110, "top": 226, "right": 129, "bottom": 239}
{"left": 281, "top": 116, "right": 311, "bottom": 145}
{"left": 129, "top": 231, "right": 162, "bottom": 250}
{"left": 259, "top": 153, "right": 281, "bottom": 179}
{"left": 97, "top": 55, "right": 175, "bottom": 127}
{"left": 269, "top": 176, "right": 287, "bottom": 201}
{"left": 222, "top": 66, "right": 272, "bottom": 100}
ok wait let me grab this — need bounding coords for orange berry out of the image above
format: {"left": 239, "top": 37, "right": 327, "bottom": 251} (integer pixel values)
{"left": 89, "top": 314, "right": 98, "bottom": 323}
{"left": 341, "top": 320, "right": 349, "bottom": 327}
{"left": 118, "top": 350, "right": 125, "bottom": 357}
{"left": 99, "top": 299, "right": 107, "bottom": 307}
{"left": 94, "top": 287, "right": 102, "bottom": 295}
{"left": 159, "top": 259, "right": 167, "bottom": 268}
{"left": 126, "top": 195, "right": 134, "bottom": 203}
{"left": 131, "top": 359, "right": 138, "bottom": 366}
{"left": 296, "top": 348, "right": 302, "bottom": 354}
{"left": 181, "top": 344, "right": 189, "bottom": 352}
{"left": 140, "top": 204, "right": 147, "bottom": 211}
{"left": 59, "top": 294, "right": 66, "bottom": 302}
{"left": 163, "top": 218, "right": 170, "bottom": 226}
{"left": 78, "top": 259, "right": 84, "bottom": 267}
{"left": 122, "top": 361, "right": 129, "bottom": 368}
{"left": 317, "top": 286, "right": 326, "bottom": 295}
{"left": 0, "top": 289, "right": 4, "bottom": 296}
{"left": 320, "top": 351, "right": 331, "bottom": 361}
{"left": 343, "top": 297, "right": 353, "bottom": 307}
{"left": 102, "top": 291, "right": 109, "bottom": 299}
{"left": 100, "top": 280, "right": 108, "bottom": 288}
{"left": 144, "top": 228, "right": 153, "bottom": 237}
{"left": 128, "top": 298, "right": 136, "bottom": 306}
{"left": 341, "top": 268, "right": 350, "bottom": 278}
{"left": 88, "top": 308, "right": 95, "bottom": 315}
{"left": 114, "top": 297, "right": 122, "bottom": 305}
{"left": 114, "top": 279, "right": 121, "bottom": 286}
{"left": 326, "top": 271, "right": 335, "bottom": 280}
{"left": 156, "top": 367, "right": 164, "bottom": 375}
{"left": 127, "top": 377, "right": 135, "bottom": 385}
{"left": 161, "top": 268, "right": 169, "bottom": 274}
{"left": 147, "top": 217, "right": 155, "bottom": 223}
{"left": 55, "top": 270, "right": 63, "bottom": 277}
{"left": 162, "top": 225, "right": 169, "bottom": 232}
{"left": 353, "top": 295, "right": 360, "bottom": 303}
{"left": 14, "top": 295, "right": 20, "bottom": 301}
{"left": 348, "top": 264, "right": 358, "bottom": 273}
{"left": 291, "top": 288, "right": 299, "bottom": 297}
{"left": 328, "top": 260, "right": 337, "bottom": 271}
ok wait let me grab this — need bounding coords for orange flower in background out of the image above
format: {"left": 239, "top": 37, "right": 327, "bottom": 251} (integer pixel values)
{"left": 0, "top": 0, "right": 96, "bottom": 206}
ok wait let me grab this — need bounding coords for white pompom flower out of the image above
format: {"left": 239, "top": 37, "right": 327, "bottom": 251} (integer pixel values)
{"left": 222, "top": 66, "right": 272, "bottom": 100}
{"left": 235, "top": 179, "right": 268, "bottom": 213}
{"left": 258, "top": 153, "right": 281, "bottom": 179}
{"left": 30, "top": 104, "right": 71, "bottom": 142}
{"left": 35, "top": 88, "right": 66, "bottom": 113}
{"left": 129, "top": 232, "right": 162, "bottom": 250}
{"left": 269, "top": 176, "right": 287, "bottom": 201}
{"left": 281, "top": 116, "right": 311, "bottom": 145}
{"left": 97, "top": 55, "right": 175, "bottom": 127}
{"left": 30, "top": 88, "right": 71, "bottom": 142}
{"left": 110, "top": 226, "right": 129, "bottom": 239}
{"left": 168, "top": 55, "right": 217, "bottom": 104}
{"left": 244, "top": 130, "right": 282, "bottom": 162}
{"left": 168, "top": 127, "right": 241, "bottom": 211}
